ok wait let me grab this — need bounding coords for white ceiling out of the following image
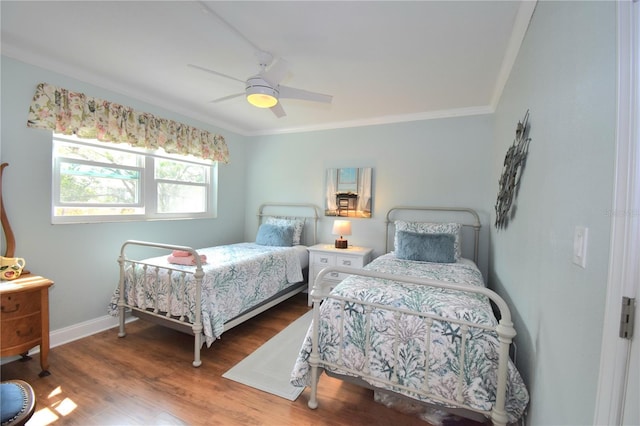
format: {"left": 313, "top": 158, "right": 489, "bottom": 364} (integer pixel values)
{"left": 1, "top": 1, "right": 534, "bottom": 136}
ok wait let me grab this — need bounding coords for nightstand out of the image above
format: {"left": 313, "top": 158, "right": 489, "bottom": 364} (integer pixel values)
{"left": 1, "top": 274, "right": 54, "bottom": 377}
{"left": 307, "top": 244, "right": 373, "bottom": 306}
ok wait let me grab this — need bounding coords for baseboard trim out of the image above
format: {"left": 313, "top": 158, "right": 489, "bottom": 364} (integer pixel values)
{"left": 1, "top": 313, "right": 136, "bottom": 365}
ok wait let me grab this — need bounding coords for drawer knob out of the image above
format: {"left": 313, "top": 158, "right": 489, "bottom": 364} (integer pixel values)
{"left": 1, "top": 303, "right": 20, "bottom": 314}
{"left": 342, "top": 260, "right": 352, "bottom": 266}
{"left": 320, "top": 258, "right": 328, "bottom": 263}
{"left": 16, "top": 327, "right": 34, "bottom": 337}
{"left": 330, "top": 272, "right": 339, "bottom": 278}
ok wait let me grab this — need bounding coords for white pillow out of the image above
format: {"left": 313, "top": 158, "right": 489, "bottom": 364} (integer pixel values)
{"left": 265, "top": 217, "right": 305, "bottom": 245}
{"left": 394, "top": 220, "right": 462, "bottom": 260}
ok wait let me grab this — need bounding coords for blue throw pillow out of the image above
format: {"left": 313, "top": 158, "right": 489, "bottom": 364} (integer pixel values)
{"left": 255, "top": 223, "right": 294, "bottom": 247}
{"left": 395, "top": 230, "right": 456, "bottom": 263}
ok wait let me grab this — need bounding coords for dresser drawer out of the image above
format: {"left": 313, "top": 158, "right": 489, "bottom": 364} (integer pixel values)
{"left": 1, "top": 291, "right": 41, "bottom": 320}
{"left": 1, "top": 313, "right": 42, "bottom": 349}
{"left": 0, "top": 276, "right": 54, "bottom": 375}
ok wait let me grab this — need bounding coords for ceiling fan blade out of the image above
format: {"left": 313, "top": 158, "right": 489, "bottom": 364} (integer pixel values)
{"left": 188, "top": 64, "right": 245, "bottom": 84}
{"left": 279, "top": 85, "right": 333, "bottom": 104}
{"left": 210, "top": 92, "right": 244, "bottom": 103}
{"left": 270, "top": 102, "right": 286, "bottom": 118}
{"left": 261, "top": 57, "right": 290, "bottom": 86}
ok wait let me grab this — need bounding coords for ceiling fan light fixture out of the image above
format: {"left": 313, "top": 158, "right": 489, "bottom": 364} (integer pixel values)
{"left": 246, "top": 77, "right": 279, "bottom": 108}
{"left": 247, "top": 92, "right": 278, "bottom": 108}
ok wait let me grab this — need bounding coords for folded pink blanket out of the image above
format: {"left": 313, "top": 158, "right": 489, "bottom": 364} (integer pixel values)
{"left": 171, "top": 250, "right": 192, "bottom": 257}
{"left": 167, "top": 254, "right": 207, "bottom": 266}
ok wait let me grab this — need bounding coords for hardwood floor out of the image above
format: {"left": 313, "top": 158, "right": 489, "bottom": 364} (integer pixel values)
{"left": 2, "top": 293, "right": 485, "bottom": 426}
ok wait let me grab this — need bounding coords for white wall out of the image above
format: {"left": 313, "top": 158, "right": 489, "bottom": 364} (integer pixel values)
{"left": 490, "top": 2, "right": 616, "bottom": 424}
{"left": 244, "top": 115, "right": 494, "bottom": 277}
{"left": 0, "top": 57, "right": 248, "bottom": 331}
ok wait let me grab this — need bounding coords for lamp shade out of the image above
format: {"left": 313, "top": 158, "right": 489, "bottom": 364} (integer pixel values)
{"left": 332, "top": 220, "right": 351, "bottom": 249}
{"left": 246, "top": 76, "right": 279, "bottom": 108}
{"left": 332, "top": 220, "right": 352, "bottom": 236}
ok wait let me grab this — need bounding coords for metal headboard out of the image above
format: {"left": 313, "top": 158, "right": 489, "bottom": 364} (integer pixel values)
{"left": 257, "top": 202, "right": 321, "bottom": 246}
{"left": 385, "top": 206, "right": 482, "bottom": 264}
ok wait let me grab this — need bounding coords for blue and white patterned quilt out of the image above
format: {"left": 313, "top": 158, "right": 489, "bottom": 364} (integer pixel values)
{"left": 290, "top": 253, "right": 528, "bottom": 422}
{"left": 109, "top": 243, "right": 303, "bottom": 346}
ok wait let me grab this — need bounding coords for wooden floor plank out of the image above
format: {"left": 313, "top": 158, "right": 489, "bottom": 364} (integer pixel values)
{"left": 2, "top": 293, "right": 485, "bottom": 425}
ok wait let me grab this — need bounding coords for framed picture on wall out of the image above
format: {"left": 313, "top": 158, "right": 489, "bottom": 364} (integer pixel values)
{"left": 325, "top": 167, "right": 372, "bottom": 218}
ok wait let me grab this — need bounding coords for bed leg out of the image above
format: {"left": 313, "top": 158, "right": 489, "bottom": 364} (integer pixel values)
{"left": 308, "top": 299, "right": 321, "bottom": 409}
{"left": 117, "top": 253, "right": 126, "bottom": 338}
{"left": 491, "top": 320, "right": 516, "bottom": 426}
{"left": 118, "top": 306, "right": 126, "bottom": 338}
{"left": 192, "top": 324, "right": 203, "bottom": 368}
{"left": 308, "top": 365, "right": 319, "bottom": 409}
{"left": 192, "top": 268, "right": 204, "bottom": 368}
{"left": 491, "top": 412, "right": 508, "bottom": 426}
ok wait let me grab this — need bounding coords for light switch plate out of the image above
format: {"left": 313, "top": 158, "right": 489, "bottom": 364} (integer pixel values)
{"left": 573, "top": 226, "right": 588, "bottom": 268}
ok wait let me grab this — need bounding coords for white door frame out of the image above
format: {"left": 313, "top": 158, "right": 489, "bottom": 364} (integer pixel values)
{"left": 593, "top": 1, "right": 639, "bottom": 424}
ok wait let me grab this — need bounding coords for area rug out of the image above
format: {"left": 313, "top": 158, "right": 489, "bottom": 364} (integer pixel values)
{"left": 222, "top": 310, "right": 313, "bottom": 401}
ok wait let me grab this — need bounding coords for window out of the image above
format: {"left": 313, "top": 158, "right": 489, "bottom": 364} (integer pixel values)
{"left": 52, "top": 135, "right": 217, "bottom": 223}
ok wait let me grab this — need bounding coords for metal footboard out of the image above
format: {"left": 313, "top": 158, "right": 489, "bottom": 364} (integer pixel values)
{"left": 307, "top": 266, "right": 515, "bottom": 426}
{"left": 117, "top": 240, "right": 205, "bottom": 367}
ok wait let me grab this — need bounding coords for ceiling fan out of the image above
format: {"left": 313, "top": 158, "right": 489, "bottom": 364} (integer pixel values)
{"left": 188, "top": 51, "right": 332, "bottom": 118}
{"left": 190, "top": 2, "right": 332, "bottom": 118}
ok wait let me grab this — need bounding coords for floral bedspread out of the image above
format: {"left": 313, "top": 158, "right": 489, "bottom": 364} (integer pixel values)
{"left": 290, "top": 254, "right": 528, "bottom": 422}
{"left": 109, "top": 243, "right": 303, "bottom": 346}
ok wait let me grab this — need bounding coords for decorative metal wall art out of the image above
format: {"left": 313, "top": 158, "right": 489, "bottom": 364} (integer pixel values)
{"left": 495, "top": 110, "right": 531, "bottom": 229}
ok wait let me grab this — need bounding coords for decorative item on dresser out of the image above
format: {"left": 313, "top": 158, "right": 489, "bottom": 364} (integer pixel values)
{"left": 1, "top": 163, "right": 16, "bottom": 258}
{"left": 307, "top": 243, "right": 373, "bottom": 306}
{"left": 0, "top": 275, "right": 54, "bottom": 377}
{"left": 0, "top": 162, "right": 53, "bottom": 377}
{"left": 1, "top": 163, "right": 30, "bottom": 278}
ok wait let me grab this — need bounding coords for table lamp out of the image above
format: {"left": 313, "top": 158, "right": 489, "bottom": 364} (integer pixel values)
{"left": 332, "top": 220, "right": 351, "bottom": 249}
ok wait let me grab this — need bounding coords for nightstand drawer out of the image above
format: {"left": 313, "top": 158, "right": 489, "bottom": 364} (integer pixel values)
{"left": 310, "top": 265, "right": 340, "bottom": 283}
{"left": 311, "top": 252, "right": 336, "bottom": 266}
{"left": 335, "top": 254, "right": 364, "bottom": 268}
{"left": 322, "top": 269, "right": 342, "bottom": 281}
{"left": 1, "top": 291, "right": 41, "bottom": 320}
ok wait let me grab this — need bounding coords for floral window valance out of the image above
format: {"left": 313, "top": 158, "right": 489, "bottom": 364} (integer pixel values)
{"left": 26, "top": 82, "right": 229, "bottom": 163}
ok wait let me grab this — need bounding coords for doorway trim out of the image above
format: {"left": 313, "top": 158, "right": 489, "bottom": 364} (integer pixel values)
{"left": 593, "top": 1, "right": 639, "bottom": 424}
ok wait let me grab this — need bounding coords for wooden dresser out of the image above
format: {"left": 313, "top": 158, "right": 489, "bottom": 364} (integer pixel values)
{"left": 1, "top": 274, "right": 54, "bottom": 376}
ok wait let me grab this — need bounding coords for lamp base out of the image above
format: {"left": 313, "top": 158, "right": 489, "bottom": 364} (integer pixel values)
{"left": 335, "top": 238, "right": 348, "bottom": 249}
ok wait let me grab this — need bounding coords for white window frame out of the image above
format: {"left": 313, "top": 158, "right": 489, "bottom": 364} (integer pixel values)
{"left": 52, "top": 134, "right": 218, "bottom": 224}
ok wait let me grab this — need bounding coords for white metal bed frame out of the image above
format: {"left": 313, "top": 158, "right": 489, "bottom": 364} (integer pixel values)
{"left": 116, "top": 202, "right": 320, "bottom": 367}
{"left": 307, "top": 207, "right": 517, "bottom": 426}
